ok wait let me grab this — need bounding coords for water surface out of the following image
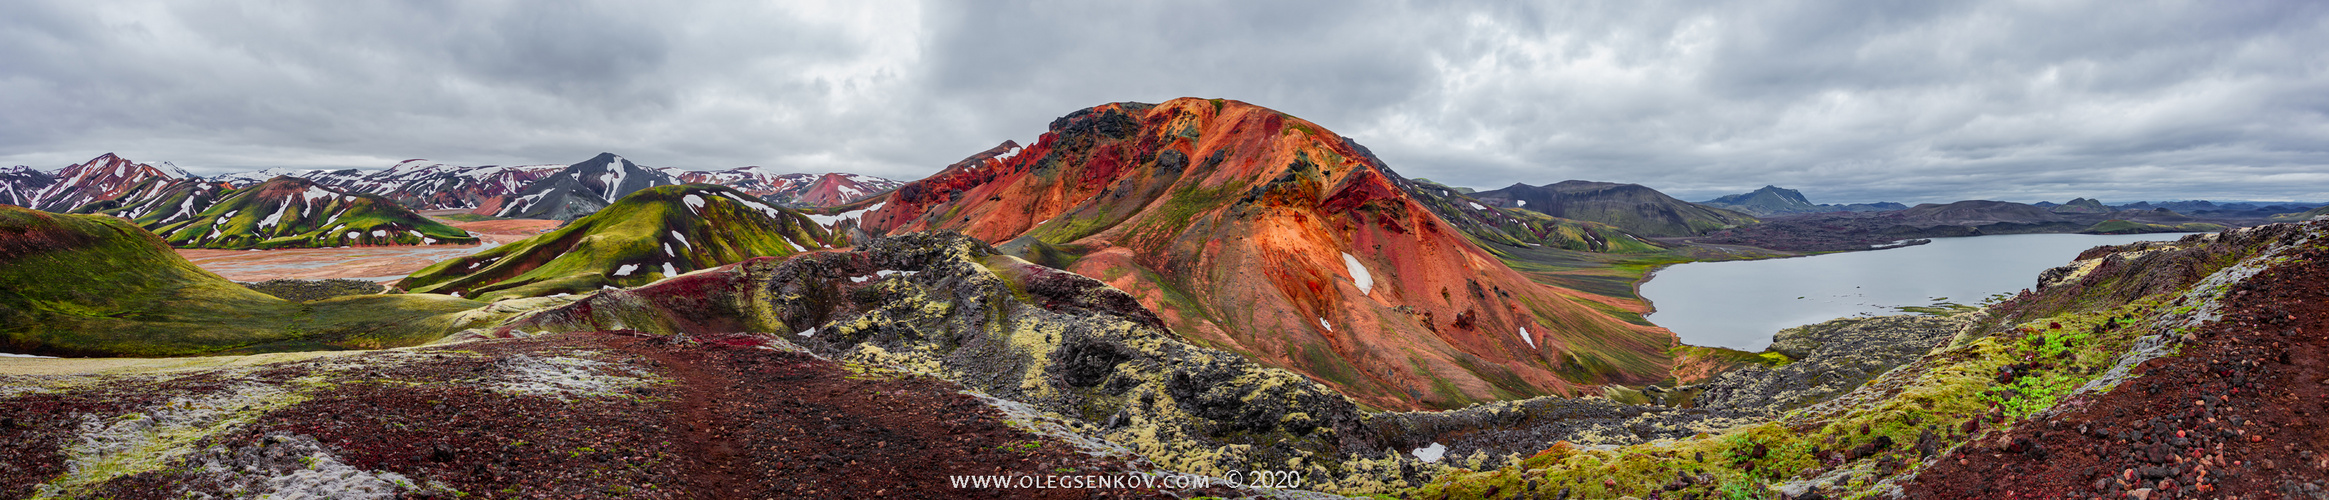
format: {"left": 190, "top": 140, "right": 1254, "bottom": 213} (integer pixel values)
{"left": 1641, "top": 233, "right": 2195, "bottom": 350}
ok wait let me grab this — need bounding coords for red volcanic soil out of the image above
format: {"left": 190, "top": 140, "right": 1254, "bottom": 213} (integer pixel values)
{"left": 170, "top": 216, "right": 557, "bottom": 282}
{"left": 425, "top": 212, "right": 563, "bottom": 244}
{"left": 3, "top": 333, "right": 1193, "bottom": 499}
{"left": 1904, "top": 244, "right": 2329, "bottom": 498}
{"left": 862, "top": 98, "right": 1673, "bottom": 409}
{"left": 176, "top": 245, "right": 487, "bottom": 282}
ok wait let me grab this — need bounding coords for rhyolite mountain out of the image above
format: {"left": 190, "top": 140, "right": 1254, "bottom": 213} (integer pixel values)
{"left": 126, "top": 177, "right": 477, "bottom": 249}
{"left": 403, "top": 184, "right": 832, "bottom": 301}
{"left": 859, "top": 98, "right": 1675, "bottom": 410}
{"left": 485, "top": 153, "right": 676, "bottom": 220}
{"left": 0, "top": 166, "right": 58, "bottom": 207}
{"left": 1471, "top": 180, "right": 1758, "bottom": 237}
{"left": 673, "top": 167, "right": 902, "bottom": 208}
{"left": 282, "top": 160, "right": 566, "bottom": 211}
{"left": 21, "top": 153, "right": 200, "bottom": 213}
{"left": 0, "top": 205, "right": 487, "bottom": 356}
{"left": 1698, "top": 185, "right": 1908, "bottom": 216}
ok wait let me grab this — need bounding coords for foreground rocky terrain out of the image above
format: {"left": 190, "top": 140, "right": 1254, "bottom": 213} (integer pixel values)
{"left": 1421, "top": 220, "right": 2329, "bottom": 499}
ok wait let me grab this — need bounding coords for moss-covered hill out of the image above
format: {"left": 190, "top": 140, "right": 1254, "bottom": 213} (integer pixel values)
{"left": 1469, "top": 180, "right": 1760, "bottom": 237}
{"left": 2080, "top": 218, "right": 2227, "bottom": 235}
{"left": 79, "top": 176, "right": 477, "bottom": 249}
{"left": 0, "top": 206, "right": 487, "bottom": 356}
{"left": 401, "top": 184, "right": 833, "bottom": 301}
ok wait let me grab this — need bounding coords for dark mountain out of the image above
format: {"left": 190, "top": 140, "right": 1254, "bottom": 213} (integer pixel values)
{"left": 2048, "top": 197, "right": 2111, "bottom": 214}
{"left": 487, "top": 153, "right": 676, "bottom": 220}
{"left": 1698, "top": 185, "right": 1907, "bottom": 216}
{"left": 1471, "top": 180, "right": 1758, "bottom": 237}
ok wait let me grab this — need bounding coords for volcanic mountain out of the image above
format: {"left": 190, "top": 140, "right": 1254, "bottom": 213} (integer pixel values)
{"left": 1698, "top": 185, "right": 1907, "bottom": 216}
{"left": 1471, "top": 180, "right": 1757, "bottom": 237}
{"left": 486, "top": 153, "right": 675, "bottom": 220}
{"left": 0, "top": 205, "right": 485, "bottom": 356}
{"left": 2046, "top": 197, "right": 2112, "bottom": 214}
{"left": 859, "top": 98, "right": 1675, "bottom": 409}
{"left": 23, "top": 153, "right": 199, "bottom": 213}
{"left": 142, "top": 177, "right": 478, "bottom": 249}
{"left": 402, "top": 184, "right": 833, "bottom": 301}
{"left": 673, "top": 167, "right": 902, "bottom": 208}
{"left": 1397, "top": 177, "right": 1666, "bottom": 253}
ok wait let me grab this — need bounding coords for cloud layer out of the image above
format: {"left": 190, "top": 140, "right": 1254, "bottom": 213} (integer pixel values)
{"left": 3, "top": 0, "right": 2324, "bottom": 204}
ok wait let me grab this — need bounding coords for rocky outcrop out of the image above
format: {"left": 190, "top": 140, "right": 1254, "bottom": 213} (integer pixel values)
{"left": 1688, "top": 314, "right": 1966, "bottom": 412}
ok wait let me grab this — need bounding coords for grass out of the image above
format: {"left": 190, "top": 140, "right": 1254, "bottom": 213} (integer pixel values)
{"left": 0, "top": 207, "right": 486, "bottom": 356}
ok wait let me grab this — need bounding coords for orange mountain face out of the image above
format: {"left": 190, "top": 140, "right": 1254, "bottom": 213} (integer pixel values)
{"left": 863, "top": 98, "right": 1674, "bottom": 409}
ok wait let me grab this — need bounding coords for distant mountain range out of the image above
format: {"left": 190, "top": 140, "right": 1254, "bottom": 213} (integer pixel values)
{"left": 1474, "top": 180, "right": 1759, "bottom": 237}
{"left": 1697, "top": 185, "right": 1907, "bottom": 216}
{"left": 0, "top": 152, "right": 904, "bottom": 236}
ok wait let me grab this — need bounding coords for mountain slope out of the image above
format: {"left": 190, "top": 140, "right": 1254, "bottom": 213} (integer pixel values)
{"left": 1472, "top": 180, "right": 1757, "bottom": 236}
{"left": 1397, "top": 177, "right": 1666, "bottom": 253}
{"left": 403, "top": 184, "right": 833, "bottom": 300}
{"left": 130, "top": 177, "right": 477, "bottom": 249}
{"left": 488, "top": 153, "right": 675, "bottom": 220}
{"left": 0, "top": 166, "right": 57, "bottom": 207}
{"left": 27, "top": 153, "right": 198, "bottom": 212}
{"left": 861, "top": 98, "right": 1675, "bottom": 410}
{"left": 673, "top": 167, "right": 902, "bottom": 207}
{"left": 318, "top": 160, "right": 567, "bottom": 210}
{"left": 0, "top": 206, "right": 485, "bottom": 356}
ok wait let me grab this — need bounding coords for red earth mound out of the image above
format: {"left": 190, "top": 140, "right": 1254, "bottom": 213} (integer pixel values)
{"left": 861, "top": 98, "right": 1674, "bottom": 410}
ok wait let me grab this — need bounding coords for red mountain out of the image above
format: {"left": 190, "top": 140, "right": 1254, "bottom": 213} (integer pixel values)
{"left": 861, "top": 98, "right": 1674, "bottom": 410}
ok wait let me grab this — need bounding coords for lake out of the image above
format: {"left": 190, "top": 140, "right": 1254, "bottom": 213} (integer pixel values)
{"left": 1639, "top": 232, "right": 2197, "bottom": 351}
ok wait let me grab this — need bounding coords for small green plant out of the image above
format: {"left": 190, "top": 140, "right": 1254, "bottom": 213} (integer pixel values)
{"left": 997, "top": 440, "right": 1043, "bottom": 455}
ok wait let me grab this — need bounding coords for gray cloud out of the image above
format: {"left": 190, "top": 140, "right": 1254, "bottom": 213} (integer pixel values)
{"left": 1, "top": 0, "right": 2324, "bottom": 204}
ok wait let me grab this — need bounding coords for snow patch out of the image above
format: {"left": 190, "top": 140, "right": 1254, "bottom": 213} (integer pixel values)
{"left": 612, "top": 264, "right": 639, "bottom": 277}
{"left": 669, "top": 231, "right": 690, "bottom": 250}
{"left": 682, "top": 194, "right": 705, "bottom": 214}
{"left": 661, "top": 262, "right": 677, "bottom": 277}
{"left": 1519, "top": 326, "right": 1536, "bottom": 349}
{"left": 1319, "top": 318, "right": 1333, "bottom": 331}
{"left": 1341, "top": 253, "right": 1374, "bottom": 294}
{"left": 1516, "top": 200, "right": 1528, "bottom": 207}
{"left": 795, "top": 328, "right": 816, "bottom": 337}
{"left": 1412, "top": 443, "right": 1448, "bottom": 463}
{"left": 1467, "top": 202, "right": 1487, "bottom": 211}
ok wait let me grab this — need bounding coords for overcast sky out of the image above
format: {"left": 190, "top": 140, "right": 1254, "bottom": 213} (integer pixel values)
{"left": 4, "top": 1, "right": 2325, "bottom": 204}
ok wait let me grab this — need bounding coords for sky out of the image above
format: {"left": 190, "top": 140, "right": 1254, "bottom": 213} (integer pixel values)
{"left": 3, "top": 1, "right": 2326, "bottom": 205}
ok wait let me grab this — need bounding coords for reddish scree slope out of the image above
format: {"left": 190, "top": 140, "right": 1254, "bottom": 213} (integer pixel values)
{"left": 861, "top": 98, "right": 1674, "bottom": 410}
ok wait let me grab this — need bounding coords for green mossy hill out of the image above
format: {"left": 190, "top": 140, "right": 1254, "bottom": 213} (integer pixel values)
{"left": 2268, "top": 204, "right": 2329, "bottom": 222}
{"left": 1413, "top": 221, "right": 2329, "bottom": 499}
{"left": 102, "top": 177, "right": 477, "bottom": 249}
{"left": 2079, "top": 219, "right": 2225, "bottom": 234}
{"left": 401, "top": 184, "right": 833, "bottom": 301}
{"left": 0, "top": 206, "right": 485, "bottom": 356}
